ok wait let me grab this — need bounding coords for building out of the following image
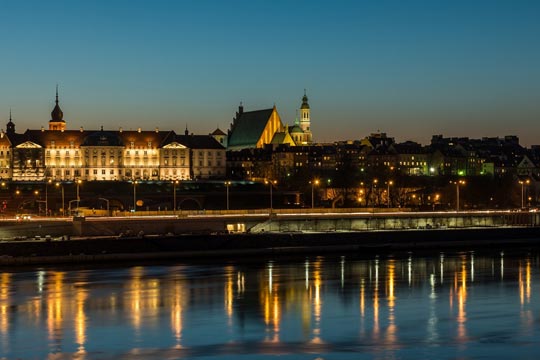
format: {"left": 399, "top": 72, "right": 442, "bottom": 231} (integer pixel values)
{"left": 226, "top": 91, "right": 313, "bottom": 150}
{"left": 4, "top": 90, "right": 225, "bottom": 182}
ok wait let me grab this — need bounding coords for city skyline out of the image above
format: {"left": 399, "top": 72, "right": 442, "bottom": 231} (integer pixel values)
{"left": 1, "top": 0, "right": 540, "bottom": 145}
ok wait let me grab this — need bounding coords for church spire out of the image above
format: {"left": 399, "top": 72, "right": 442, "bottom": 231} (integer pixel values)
{"left": 299, "top": 89, "right": 312, "bottom": 144}
{"left": 6, "top": 108, "right": 15, "bottom": 134}
{"left": 49, "top": 85, "right": 66, "bottom": 131}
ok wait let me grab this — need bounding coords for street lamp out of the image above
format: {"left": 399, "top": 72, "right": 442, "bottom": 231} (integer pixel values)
{"left": 450, "top": 180, "right": 466, "bottom": 212}
{"left": 56, "top": 182, "right": 65, "bottom": 217}
{"left": 433, "top": 193, "right": 440, "bottom": 211}
{"left": 133, "top": 180, "right": 138, "bottom": 213}
{"left": 519, "top": 179, "right": 530, "bottom": 209}
{"left": 265, "top": 179, "right": 277, "bottom": 211}
{"left": 372, "top": 179, "right": 378, "bottom": 207}
{"left": 311, "top": 179, "right": 319, "bottom": 209}
{"left": 225, "top": 181, "right": 231, "bottom": 210}
{"left": 386, "top": 180, "right": 393, "bottom": 208}
{"left": 45, "top": 179, "right": 51, "bottom": 216}
{"left": 172, "top": 180, "right": 179, "bottom": 215}
{"left": 76, "top": 179, "right": 82, "bottom": 213}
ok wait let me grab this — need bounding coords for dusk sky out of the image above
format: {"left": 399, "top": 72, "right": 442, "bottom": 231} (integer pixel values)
{"left": 1, "top": 0, "right": 540, "bottom": 145}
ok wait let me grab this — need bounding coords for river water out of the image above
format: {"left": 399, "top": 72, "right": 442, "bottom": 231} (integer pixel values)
{"left": 1, "top": 251, "right": 540, "bottom": 359}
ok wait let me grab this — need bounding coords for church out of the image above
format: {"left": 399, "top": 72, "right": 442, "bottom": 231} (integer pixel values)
{"left": 226, "top": 91, "right": 313, "bottom": 150}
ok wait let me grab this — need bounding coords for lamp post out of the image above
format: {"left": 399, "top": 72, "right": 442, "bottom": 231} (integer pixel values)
{"left": 133, "top": 181, "right": 138, "bottom": 213}
{"left": 451, "top": 180, "right": 466, "bottom": 212}
{"left": 433, "top": 194, "right": 440, "bottom": 211}
{"left": 311, "top": 179, "right": 319, "bottom": 209}
{"left": 386, "top": 180, "right": 393, "bottom": 208}
{"left": 359, "top": 182, "right": 365, "bottom": 207}
{"left": 172, "top": 180, "right": 179, "bottom": 215}
{"left": 45, "top": 179, "right": 51, "bottom": 216}
{"left": 56, "top": 182, "right": 64, "bottom": 217}
{"left": 225, "top": 181, "right": 231, "bottom": 210}
{"left": 76, "top": 179, "right": 82, "bottom": 213}
{"left": 519, "top": 179, "right": 530, "bottom": 209}
{"left": 265, "top": 179, "right": 277, "bottom": 211}
{"left": 372, "top": 179, "right": 378, "bottom": 207}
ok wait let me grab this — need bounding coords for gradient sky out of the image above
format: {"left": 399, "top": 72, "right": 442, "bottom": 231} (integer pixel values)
{"left": 1, "top": 0, "right": 540, "bottom": 145}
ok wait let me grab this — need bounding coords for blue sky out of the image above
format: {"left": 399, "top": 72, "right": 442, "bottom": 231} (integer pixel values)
{"left": 1, "top": 0, "right": 540, "bottom": 145}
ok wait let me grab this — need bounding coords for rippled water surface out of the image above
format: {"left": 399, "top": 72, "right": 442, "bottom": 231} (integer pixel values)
{"left": 1, "top": 251, "right": 540, "bottom": 359}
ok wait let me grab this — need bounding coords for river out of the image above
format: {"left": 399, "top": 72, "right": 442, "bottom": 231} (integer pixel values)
{"left": 1, "top": 250, "right": 539, "bottom": 359}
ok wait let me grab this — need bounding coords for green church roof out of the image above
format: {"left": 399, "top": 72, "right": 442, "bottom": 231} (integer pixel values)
{"left": 228, "top": 108, "right": 274, "bottom": 149}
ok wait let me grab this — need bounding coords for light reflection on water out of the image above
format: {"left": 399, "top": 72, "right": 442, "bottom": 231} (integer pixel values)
{"left": 1, "top": 251, "right": 540, "bottom": 359}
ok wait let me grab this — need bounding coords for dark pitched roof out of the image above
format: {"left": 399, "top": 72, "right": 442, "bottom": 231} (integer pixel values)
{"left": 175, "top": 134, "right": 225, "bottom": 149}
{"left": 82, "top": 130, "right": 124, "bottom": 147}
{"left": 228, "top": 109, "right": 274, "bottom": 149}
{"left": 23, "top": 130, "right": 90, "bottom": 147}
{"left": 118, "top": 130, "right": 175, "bottom": 148}
{"left": 211, "top": 128, "right": 226, "bottom": 136}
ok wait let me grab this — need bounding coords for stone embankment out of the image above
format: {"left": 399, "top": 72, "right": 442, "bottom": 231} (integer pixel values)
{"left": 2, "top": 226, "right": 540, "bottom": 266}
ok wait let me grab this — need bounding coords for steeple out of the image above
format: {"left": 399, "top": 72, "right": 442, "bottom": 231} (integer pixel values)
{"left": 299, "top": 89, "right": 312, "bottom": 144}
{"left": 6, "top": 108, "right": 15, "bottom": 134}
{"left": 301, "top": 89, "right": 310, "bottom": 110}
{"left": 49, "top": 85, "right": 66, "bottom": 131}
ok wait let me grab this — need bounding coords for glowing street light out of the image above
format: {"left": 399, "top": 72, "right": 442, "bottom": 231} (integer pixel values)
{"left": 519, "top": 179, "right": 530, "bottom": 209}
{"left": 386, "top": 180, "right": 393, "bottom": 208}
{"left": 450, "top": 180, "right": 466, "bottom": 212}
{"left": 76, "top": 179, "right": 82, "bottom": 213}
{"left": 172, "top": 180, "right": 179, "bottom": 214}
{"left": 45, "top": 179, "right": 52, "bottom": 216}
{"left": 225, "top": 181, "right": 232, "bottom": 210}
{"left": 265, "top": 179, "right": 277, "bottom": 211}
{"left": 56, "top": 182, "right": 65, "bottom": 216}
{"left": 433, "top": 193, "right": 440, "bottom": 211}
{"left": 311, "top": 179, "right": 319, "bottom": 209}
{"left": 133, "top": 180, "right": 138, "bottom": 213}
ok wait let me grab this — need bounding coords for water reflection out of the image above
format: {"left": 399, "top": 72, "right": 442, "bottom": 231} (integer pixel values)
{"left": 1, "top": 252, "right": 540, "bottom": 359}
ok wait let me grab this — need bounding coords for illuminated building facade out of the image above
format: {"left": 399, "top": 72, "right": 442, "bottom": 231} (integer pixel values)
{"left": 226, "top": 91, "right": 313, "bottom": 150}
{"left": 2, "top": 92, "right": 225, "bottom": 182}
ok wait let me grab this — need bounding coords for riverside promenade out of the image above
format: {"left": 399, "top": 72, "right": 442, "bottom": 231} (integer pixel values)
{"left": 1, "top": 209, "right": 540, "bottom": 265}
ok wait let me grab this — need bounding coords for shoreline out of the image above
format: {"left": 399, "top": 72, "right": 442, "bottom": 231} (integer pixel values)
{"left": 2, "top": 226, "right": 540, "bottom": 266}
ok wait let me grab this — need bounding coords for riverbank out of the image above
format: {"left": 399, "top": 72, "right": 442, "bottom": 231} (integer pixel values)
{"left": 1, "top": 226, "right": 540, "bottom": 266}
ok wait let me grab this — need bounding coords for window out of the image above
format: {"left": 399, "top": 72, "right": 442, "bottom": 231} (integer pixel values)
{"left": 93, "top": 170, "right": 98, "bottom": 175}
